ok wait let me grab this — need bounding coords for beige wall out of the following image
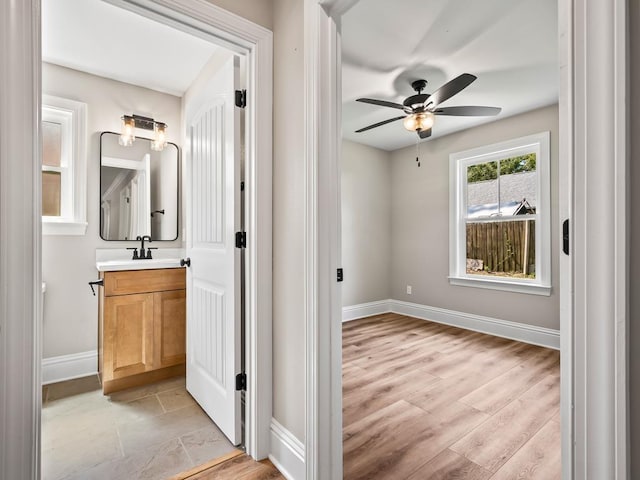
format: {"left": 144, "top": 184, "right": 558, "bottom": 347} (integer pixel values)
{"left": 389, "top": 105, "right": 560, "bottom": 330}
{"left": 630, "top": 0, "right": 639, "bottom": 475}
{"left": 341, "top": 140, "right": 392, "bottom": 306}
{"left": 205, "top": 0, "right": 273, "bottom": 29}
{"left": 272, "top": 0, "right": 305, "bottom": 441}
{"left": 42, "top": 63, "right": 182, "bottom": 359}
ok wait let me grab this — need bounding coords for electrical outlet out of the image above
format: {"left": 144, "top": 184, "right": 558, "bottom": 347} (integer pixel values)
{"left": 406, "top": 285, "right": 412, "bottom": 295}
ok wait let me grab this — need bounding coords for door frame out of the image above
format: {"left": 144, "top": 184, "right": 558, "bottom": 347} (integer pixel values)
{"left": 304, "top": 1, "right": 629, "bottom": 480}
{"left": 0, "top": 0, "right": 272, "bottom": 477}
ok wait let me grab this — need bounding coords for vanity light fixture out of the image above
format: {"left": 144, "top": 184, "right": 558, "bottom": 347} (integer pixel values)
{"left": 119, "top": 114, "right": 168, "bottom": 151}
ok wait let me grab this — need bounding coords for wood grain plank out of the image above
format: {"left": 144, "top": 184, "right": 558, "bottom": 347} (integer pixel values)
{"left": 450, "top": 374, "right": 560, "bottom": 472}
{"left": 406, "top": 449, "right": 493, "bottom": 480}
{"left": 350, "top": 342, "right": 445, "bottom": 376}
{"left": 406, "top": 369, "right": 501, "bottom": 417}
{"left": 169, "top": 450, "right": 243, "bottom": 479}
{"left": 343, "top": 364, "right": 440, "bottom": 426}
{"left": 490, "top": 420, "right": 561, "bottom": 480}
{"left": 343, "top": 320, "right": 434, "bottom": 349}
{"left": 343, "top": 314, "right": 420, "bottom": 335}
{"left": 342, "top": 313, "right": 400, "bottom": 332}
{"left": 460, "top": 348, "right": 559, "bottom": 414}
{"left": 344, "top": 400, "right": 488, "bottom": 480}
{"left": 434, "top": 331, "right": 491, "bottom": 354}
{"left": 418, "top": 339, "right": 535, "bottom": 380}
{"left": 185, "top": 454, "right": 283, "bottom": 479}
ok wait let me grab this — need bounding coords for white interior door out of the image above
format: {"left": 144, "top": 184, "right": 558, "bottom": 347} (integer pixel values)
{"left": 185, "top": 55, "right": 241, "bottom": 445}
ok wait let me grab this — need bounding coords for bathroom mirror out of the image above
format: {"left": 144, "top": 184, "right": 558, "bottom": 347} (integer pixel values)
{"left": 100, "top": 132, "right": 179, "bottom": 241}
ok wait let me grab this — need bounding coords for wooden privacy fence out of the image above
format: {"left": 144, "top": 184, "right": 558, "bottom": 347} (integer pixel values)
{"left": 466, "top": 219, "right": 536, "bottom": 274}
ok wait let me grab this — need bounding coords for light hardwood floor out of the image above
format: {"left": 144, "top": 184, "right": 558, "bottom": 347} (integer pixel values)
{"left": 343, "top": 313, "right": 560, "bottom": 480}
{"left": 175, "top": 452, "right": 283, "bottom": 479}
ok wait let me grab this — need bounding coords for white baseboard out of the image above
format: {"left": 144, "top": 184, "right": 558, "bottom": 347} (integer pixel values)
{"left": 342, "top": 299, "right": 560, "bottom": 350}
{"left": 389, "top": 300, "right": 560, "bottom": 350}
{"left": 42, "top": 350, "right": 98, "bottom": 385}
{"left": 269, "top": 418, "right": 305, "bottom": 480}
{"left": 342, "top": 299, "right": 392, "bottom": 322}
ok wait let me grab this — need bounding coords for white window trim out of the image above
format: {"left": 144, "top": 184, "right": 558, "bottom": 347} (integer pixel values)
{"left": 449, "top": 131, "right": 551, "bottom": 296}
{"left": 41, "top": 94, "right": 87, "bottom": 235}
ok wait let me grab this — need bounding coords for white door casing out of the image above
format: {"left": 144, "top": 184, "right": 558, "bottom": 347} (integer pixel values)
{"left": 1, "top": 0, "right": 273, "bottom": 475}
{"left": 307, "top": 0, "right": 629, "bottom": 479}
{"left": 185, "top": 55, "right": 242, "bottom": 445}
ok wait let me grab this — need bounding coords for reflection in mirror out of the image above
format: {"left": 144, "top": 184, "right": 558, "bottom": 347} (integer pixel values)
{"left": 100, "top": 132, "right": 179, "bottom": 241}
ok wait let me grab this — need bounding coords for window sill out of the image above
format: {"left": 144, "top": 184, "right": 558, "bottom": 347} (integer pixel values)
{"left": 42, "top": 219, "right": 88, "bottom": 236}
{"left": 448, "top": 275, "right": 551, "bottom": 296}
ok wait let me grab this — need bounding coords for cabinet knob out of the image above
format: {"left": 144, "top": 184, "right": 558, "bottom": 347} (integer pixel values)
{"left": 180, "top": 258, "right": 191, "bottom": 267}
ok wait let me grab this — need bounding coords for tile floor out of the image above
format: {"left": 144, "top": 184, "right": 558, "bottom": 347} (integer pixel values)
{"left": 41, "top": 375, "right": 236, "bottom": 480}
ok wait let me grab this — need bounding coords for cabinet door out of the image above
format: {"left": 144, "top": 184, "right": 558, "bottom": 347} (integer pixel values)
{"left": 154, "top": 290, "right": 186, "bottom": 368}
{"left": 103, "top": 293, "right": 154, "bottom": 381}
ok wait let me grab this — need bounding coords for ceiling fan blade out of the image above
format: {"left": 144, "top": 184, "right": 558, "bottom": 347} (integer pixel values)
{"left": 418, "top": 128, "right": 432, "bottom": 139}
{"left": 355, "top": 115, "right": 405, "bottom": 133}
{"left": 434, "top": 106, "right": 502, "bottom": 116}
{"left": 356, "top": 98, "right": 407, "bottom": 110}
{"left": 423, "top": 73, "right": 477, "bottom": 108}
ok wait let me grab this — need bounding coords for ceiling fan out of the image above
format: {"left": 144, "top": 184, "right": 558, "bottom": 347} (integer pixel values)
{"left": 355, "top": 73, "right": 501, "bottom": 139}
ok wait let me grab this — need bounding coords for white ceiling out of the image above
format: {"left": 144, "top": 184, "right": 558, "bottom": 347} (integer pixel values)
{"left": 42, "top": 0, "right": 219, "bottom": 97}
{"left": 341, "top": 0, "right": 559, "bottom": 151}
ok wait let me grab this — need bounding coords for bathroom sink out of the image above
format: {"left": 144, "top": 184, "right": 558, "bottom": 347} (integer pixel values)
{"left": 95, "top": 248, "right": 185, "bottom": 272}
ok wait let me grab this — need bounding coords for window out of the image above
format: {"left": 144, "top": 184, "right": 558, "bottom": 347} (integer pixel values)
{"left": 42, "top": 95, "right": 87, "bottom": 235}
{"left": 449, "top": 132, "right": 551, "bottom": 295}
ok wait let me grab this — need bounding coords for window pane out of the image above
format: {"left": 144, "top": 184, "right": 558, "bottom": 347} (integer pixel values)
{"left": 498, "top": 154, "right": 537, "bottom": 215}
{"left": 466, "top": 219, "right": 536, "bottom": 278}
{"left": 42, "top": 121, "right": 62, "bottom": 167}
{"left": 42, "top": 171, "right": 61, "bottom": 216}
{"left": 467, "top": 161, "right": 498, "bottom": 218}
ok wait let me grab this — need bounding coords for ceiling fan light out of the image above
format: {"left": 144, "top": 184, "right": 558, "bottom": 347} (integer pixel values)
{"left": 403, "top": 112, "right": 434, "bottom": 132}
{"left": 403, "top": 114, "right": 417, "bottom": 131}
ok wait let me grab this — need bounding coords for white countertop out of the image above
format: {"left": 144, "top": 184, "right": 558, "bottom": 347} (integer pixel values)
{"left": 96, "top": 248, "right": 185, "bottom": 272}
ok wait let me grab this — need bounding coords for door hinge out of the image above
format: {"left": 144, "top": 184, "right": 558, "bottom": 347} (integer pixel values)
{"left": 562, "top": 219, "right": 569, "bottom": 255}
{"left": 235, "top": 89, "right": 246, "bottom": 108}
{"left": 235, "top": 372, "right": 247, "bottom": 391}
{"left": 337, "top": 268, "right": 344, "bottom": 282}
{"left": 235, "top": 231, "right": 246, "bottom": 248}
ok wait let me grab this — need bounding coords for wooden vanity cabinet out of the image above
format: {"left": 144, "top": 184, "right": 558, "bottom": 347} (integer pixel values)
{"left": 98, "top": 268, "right": 186, "bottom": 394}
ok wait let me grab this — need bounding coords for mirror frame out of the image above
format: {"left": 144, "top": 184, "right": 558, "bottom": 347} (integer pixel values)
{"left": 99, "top": 131, "right": 180, "bottom": 241}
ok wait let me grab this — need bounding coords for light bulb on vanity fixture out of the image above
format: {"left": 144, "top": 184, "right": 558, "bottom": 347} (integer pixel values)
{"left": 119, "top": 114, "right": 168, "bottom": 151}
{"left": 119, "top": 115, "right": 136, "bottom": 146}
{"left": 151, "top": 122, "right": 167, "bottom": 151}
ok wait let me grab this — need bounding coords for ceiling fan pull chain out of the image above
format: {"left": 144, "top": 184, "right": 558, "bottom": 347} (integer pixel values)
{"left": 416, "top": 140, "right": 421, "bottom": 167}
